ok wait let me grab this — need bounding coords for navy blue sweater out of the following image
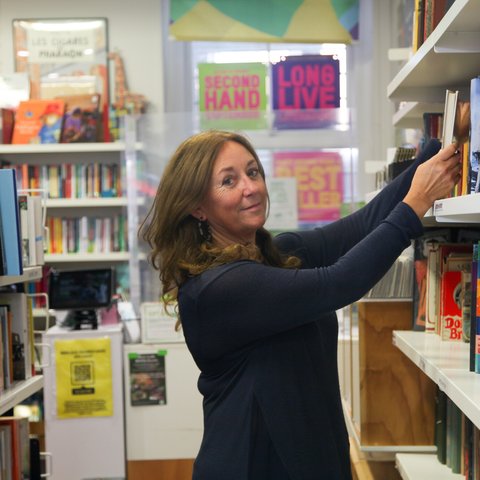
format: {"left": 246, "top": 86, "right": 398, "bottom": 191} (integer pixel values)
{"left": 179, "top": 139, "right": 441, "bottom": 479}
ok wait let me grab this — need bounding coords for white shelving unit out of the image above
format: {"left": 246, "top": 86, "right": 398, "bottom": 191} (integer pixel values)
{"left": 393, "top": 330, "right": 480, "bottom": 430}
{"left": 0, "top": 137, "right": 146, "bottom": 307}
{"left": 387, "top": 1, "right": 480, "bottom": 477}
{"left": 392, "top": 101, "right": 444, "bottom": 129}
{"left": 0, "top": 141, "right": 142, "bottom": 154}
{"left": 396, "top": 453, "right": 465, "bottom": 480}
{"left": 387, "top": 0, "right": 480, "bottom": 102}
{"left": 0, "top": 268, "right": 44, "bottom": 415}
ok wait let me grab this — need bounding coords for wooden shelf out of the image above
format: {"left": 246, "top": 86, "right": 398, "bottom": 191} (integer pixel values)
{"left": 0, "top": 266, "right": 43, "bottom": 287}
{"left": 396, "top": 453, "right": 464, "bottom": 480}
{"left": 393, "top": 330, "right": 480, "bottom": 430}
{"left": 0, "top": 376, "right": 44, "bottom": 415}
{"left": 388, "top": 0, "right": 480, "bottom": 102}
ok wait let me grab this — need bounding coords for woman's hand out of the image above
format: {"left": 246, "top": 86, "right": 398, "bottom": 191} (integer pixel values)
{"left": 403, "top": 143, "right": 462, "bottom": 218}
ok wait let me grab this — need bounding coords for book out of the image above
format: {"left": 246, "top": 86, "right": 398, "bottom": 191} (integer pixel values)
{"left": 423, "top": 0, "right": 447, "bottom": 41}
{"left": 18, "top": 194, "right": 36, "bottom": 268}
{"left": 470, "top": 243, "right": 478, "bottom": 372}
{"left": 439, "top": 249, "right": 472, "bottom": 341}
{"left": 0, "top": 416, "right": 30, "bottom": 480}
{"left": 1, "top": 108, "right": 16, "bottom": 144}
{"left": 440, "top": 270, "right": 464, "bottom": 341}
{"left": 0, "top": 169, "right": 23, "bottom": 276}
{"left": 31, "top": 196, "right": 45, "bottom": 266}
{"left": 0, "top": 424, "right": 13, "bottom": 480}
{"left": 469, "top": 76, "right": 480, "bottom": 194}
{"left": 442, "top": 89, "right": 459, "bottom": 147}
{"left": 58, "top": 93, "right": 101, "bottom": 143}
{"left": 0, "top": 293, "right": 34, "bottom": 381}
{"left": 11, "top": 99, "right": 64, "bottom": 144}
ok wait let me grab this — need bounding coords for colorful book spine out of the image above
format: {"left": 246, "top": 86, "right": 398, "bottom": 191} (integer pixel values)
{"left": 476, "top": 241, "right": 480, "bottom": 373}
{"left": 470, "top": 76, "right": 480, "bottom": 194}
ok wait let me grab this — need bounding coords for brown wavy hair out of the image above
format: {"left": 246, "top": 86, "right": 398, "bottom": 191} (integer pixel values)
{"left": 139, "top": 130, "right": 300, "bottom": 326}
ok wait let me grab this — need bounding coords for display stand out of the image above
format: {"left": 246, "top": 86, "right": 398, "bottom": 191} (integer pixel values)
{"left": 42, "top": 324, "right": 125, "bottom": 480}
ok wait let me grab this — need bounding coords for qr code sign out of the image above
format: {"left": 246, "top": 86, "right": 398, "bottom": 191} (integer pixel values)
{"left": 70, "top": 361, "right": 94, "bottom": 385}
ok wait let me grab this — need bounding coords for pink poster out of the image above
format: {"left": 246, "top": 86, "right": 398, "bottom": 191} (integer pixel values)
{"left": 273, "top": 151, "right": 343, "bottom": 223}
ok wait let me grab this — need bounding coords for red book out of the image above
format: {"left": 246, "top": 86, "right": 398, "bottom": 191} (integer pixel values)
{"left": 440, "top": 270, "right": 463, "bottom": 341}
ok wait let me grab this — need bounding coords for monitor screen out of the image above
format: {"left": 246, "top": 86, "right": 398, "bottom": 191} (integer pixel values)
{"left": 49, "top": 268, "right": 114, "bottom": 310}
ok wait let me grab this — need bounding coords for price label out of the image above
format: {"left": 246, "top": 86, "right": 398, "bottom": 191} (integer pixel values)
{"left": 419, "top": 357, "right": 426, "bottom": 372}
{"left": 437, "top": 377, "right": 447, "bottom": 393}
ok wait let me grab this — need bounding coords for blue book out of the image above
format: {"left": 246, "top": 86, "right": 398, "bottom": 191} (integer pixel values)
{"left": 469, "top": 76, "right": 480, "bottom": 193}
{"left": 0, "top": 169, "right": 23, "bottom": 275}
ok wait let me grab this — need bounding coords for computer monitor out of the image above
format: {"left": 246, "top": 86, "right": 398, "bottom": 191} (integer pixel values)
{"left": 49, "top": 268, "right": 114, "bottom": 329}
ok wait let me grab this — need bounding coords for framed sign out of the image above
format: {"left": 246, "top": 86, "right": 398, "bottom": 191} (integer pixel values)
{"left": 13, "top": 18, "right": 110, "bottom": 140}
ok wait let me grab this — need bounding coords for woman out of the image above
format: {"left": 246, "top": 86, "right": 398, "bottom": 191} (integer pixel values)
{"left": 141, "top": 130, "right": 460, "bottom": 480}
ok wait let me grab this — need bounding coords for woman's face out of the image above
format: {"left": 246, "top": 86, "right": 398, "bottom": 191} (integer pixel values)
{"left": 194, "top": 140, "right": 268, "bottom": 246}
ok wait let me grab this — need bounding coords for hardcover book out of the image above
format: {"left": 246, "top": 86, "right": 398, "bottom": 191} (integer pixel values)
{"left": 0, "top": 169, "right": 23, "bottom": 275}
{"left": 58, "top": 93, "right": 101, "bottom": 143}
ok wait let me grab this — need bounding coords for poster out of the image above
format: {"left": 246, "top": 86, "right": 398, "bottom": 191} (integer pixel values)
{"left": 13, "top": 18, "right": 109, "bottom": 140}
{"left": 54, "top": 337, "right": 113, "bottom": 419}
{"left": 129, "top": 351, "right": 167, "bottom": 406}
{"left": 274, "top": 151, "right": 343, "bottom": 224}
{"left": 271, "top": 55, "right": 340, "bottom": 129}
{"left": 198, "top": 62, "right": 268, "bottom": 130}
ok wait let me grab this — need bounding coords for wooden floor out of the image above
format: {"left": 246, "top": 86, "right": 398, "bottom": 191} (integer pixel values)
{"left": 127, "top": 459, "right": 194, "bottom": 480}
{"left": 350, "top": 440, "right": 402, "bottom": 480}
{"left": 127, "top": 448, "right": 401, "bottom": 480}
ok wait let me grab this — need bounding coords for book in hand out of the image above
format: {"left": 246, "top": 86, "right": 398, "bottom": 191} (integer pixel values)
{"left": 58, "top": 93, "right": 101, "bottom": 143}
{"left": 0, "top": 169, "right": 23, "bottom": 276}
{"left": 441, "top": 89, "right": 470, "bottom": 148}
{"left": 11, "top": 99, "right": 64, "bottom": 144}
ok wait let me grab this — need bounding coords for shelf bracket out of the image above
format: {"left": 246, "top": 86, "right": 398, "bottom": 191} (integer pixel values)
{"left": 434, "top": 31, "right": 480, "bottom": 53}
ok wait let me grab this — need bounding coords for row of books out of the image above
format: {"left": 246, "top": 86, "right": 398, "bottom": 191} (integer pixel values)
{"left": 47, "top": 215, "right": 128, "bottom": 254}
{"left": 434, "top": 388, "right": 480, "bottom": 478}
{"left": 3, "top": 162, "right": 122, "bottom": 199}
{"left": 413, "top": 229, "right": 480, "bottom": 372}
{"left": 2, "top": 95, "right": 101, "bottom": 145}
{"left": 0, "top": 169, "right": 46, "bottom": 276}
{"left": 412, "top": 0, "right": 455, "bottom": 52}
{"left": 365, "top": 249, "right": 413, "bottom": 299}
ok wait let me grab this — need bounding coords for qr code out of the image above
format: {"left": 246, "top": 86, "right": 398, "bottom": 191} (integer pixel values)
{"left": 70, "top": 361, "right": 94, "bottom": 385}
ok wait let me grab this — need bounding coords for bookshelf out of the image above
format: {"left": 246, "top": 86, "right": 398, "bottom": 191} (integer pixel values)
{"left": 387, "top": 0, "right": 480, "bottom": 476}
{"left": 387, "top": 0, "right": 480, "bottom": 103}
{"left": 0, "top": 268, "right": 44, "bottom": 414}
{"left": 0, "top": 135, "right": 147, "bottom": 308}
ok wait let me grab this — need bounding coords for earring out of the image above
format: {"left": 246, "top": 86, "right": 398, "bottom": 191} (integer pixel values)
{"left": 197, "top": 219, "right": 212, "bottom": 242}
